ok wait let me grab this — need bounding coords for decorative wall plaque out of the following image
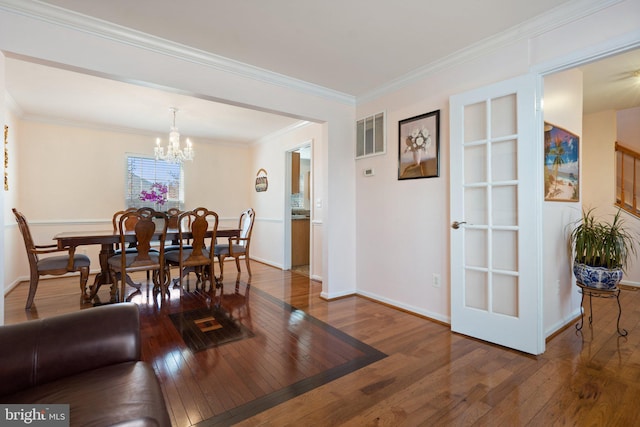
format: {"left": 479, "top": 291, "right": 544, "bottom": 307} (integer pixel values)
{"left": 255, "top": 168, "right": 268, "bottom": 192}
{"left": 4, "top": 125, "right": 8, "bottom": 191}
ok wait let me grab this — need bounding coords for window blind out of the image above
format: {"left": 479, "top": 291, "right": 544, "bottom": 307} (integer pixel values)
{"left": 125, "top": 155, "right": 183, "bottom": 210}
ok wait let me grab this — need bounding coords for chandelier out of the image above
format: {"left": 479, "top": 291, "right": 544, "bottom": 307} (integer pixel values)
{"left": 154, "top": 107, "right": 194, "bottom": 163}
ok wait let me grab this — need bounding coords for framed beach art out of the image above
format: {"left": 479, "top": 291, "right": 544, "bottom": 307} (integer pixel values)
{"left": 398, "top": 110, "right": 440, "bottom": 180}
{"left": 544, "top": 122, "right": 579, "bottom": 202}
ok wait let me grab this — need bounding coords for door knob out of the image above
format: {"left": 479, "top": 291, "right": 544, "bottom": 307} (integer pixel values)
{"left": 451, "top": 221, "right": 467, "bottom": 229}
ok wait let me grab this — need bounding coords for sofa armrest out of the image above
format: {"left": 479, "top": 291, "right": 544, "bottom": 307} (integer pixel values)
{"left": 0, "top": 303, "right": 141, "bottom": 397}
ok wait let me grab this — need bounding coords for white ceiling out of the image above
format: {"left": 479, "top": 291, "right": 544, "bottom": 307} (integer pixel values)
{"left": 580, "top": 49, "right": 640, "bottom": 115}
{"left": 3, "top": 0, "right": 640, "bottom": 142}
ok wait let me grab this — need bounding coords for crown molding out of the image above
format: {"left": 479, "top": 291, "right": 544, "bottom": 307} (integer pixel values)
{"left": 0, "top": 0, "right": 356, "bottom": 106}
{"left": 4, "top": 92, "right": 22, "bottom": 116}
{"left": 357, "top": 0, "right": 624, "bottom": 104}
{"left": 531, "top": 29, "right": 640, "bottom": 75}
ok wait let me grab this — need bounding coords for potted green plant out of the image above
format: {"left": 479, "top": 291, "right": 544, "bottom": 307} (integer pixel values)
{"left": 569, "top": 208, "right": 637, "bottom": 290}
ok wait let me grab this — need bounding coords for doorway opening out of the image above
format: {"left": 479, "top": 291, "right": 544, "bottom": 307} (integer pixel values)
{"left": 286, "top": 143, "right": 312, "bottom": 276}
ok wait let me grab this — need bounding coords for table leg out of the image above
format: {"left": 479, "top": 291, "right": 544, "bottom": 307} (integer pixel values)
{"left": 88, "top": 243, "right": 116, "bottom": 302}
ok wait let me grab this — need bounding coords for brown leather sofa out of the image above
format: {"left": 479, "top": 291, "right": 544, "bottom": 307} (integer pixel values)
{"left": 0, "top": 303, "right": 170, "bottom": 427}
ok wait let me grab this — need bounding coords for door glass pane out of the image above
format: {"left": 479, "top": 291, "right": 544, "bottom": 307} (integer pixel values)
{"left": 464, "top": 102, "right": 486, "bottom": 143}
{"left": 492, "top": 139, "right": 517, "bottom": 182}
{"left": 465, "top": 229, "right": 487, "bottom": 268}
{"left": 464, "top": 187, "right": 487, "bottom": 225}
{"left": 465, "top": 270, "right": 488, "bottom": 311}
{"left": 493, "top": 230, "right": 518, "bottom": 271}
{"left": 465, "top": 144, "right": 486, "bottom": 184}
{"left": 492, "top": 273, "right": 518, "bottom": 317}
{"left": 492, "top": 185, "right": 518, "bottom": 226}
{"left": 491, "top": 94, "right": 516, "bottom": 138}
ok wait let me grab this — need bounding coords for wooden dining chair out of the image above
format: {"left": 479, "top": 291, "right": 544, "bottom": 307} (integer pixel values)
{"left": 107, "top": 208, "right": 168, "bottom": 302}
{"left": 215, "top": 208, "right": 255, "bottom": 281}
{"left": 166, "top": 207, "right": 181, "bottom": 229}
{"left": 13, "top": 208, "right": 91, "bottom": 309}
{"left": 165, "top": 207, "right": 219, "bottom": 291}
{"left": 164, "top": 208, "right": 192, "bottom": 252}
{"left": 113, "top": 207, "right": 155, "bottom": 280}
{"left": 112, "top": 207, "right": 138, "bottom": 235}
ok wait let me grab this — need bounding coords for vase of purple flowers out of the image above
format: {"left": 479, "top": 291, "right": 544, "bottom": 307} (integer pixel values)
{"left": 139, "top": 182, "right": 168, "bottom": 209}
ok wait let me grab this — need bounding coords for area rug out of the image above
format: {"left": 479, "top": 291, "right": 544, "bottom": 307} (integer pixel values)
{"left": 169, "top": 305, "right": 254, "bottom": 352}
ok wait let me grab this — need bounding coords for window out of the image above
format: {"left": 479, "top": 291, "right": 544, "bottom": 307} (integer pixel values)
{"left": 125, "top": 155, "right": 184, "bottom": 210}
{"left": 356, "top": 112, "right": 385, "bottom": 159}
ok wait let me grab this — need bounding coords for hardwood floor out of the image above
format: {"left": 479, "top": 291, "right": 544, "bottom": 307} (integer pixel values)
{"left": 5, "top": 264, "right": 640, "bottom": 426}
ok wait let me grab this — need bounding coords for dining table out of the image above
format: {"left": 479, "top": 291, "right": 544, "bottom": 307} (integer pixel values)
{"left": 54, "top": 227, "right": 240, "bottom": 302}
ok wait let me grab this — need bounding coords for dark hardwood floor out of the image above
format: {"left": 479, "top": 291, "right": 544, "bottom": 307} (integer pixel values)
{"left": 5, "top": 263, "right": 640, "bottom": 426}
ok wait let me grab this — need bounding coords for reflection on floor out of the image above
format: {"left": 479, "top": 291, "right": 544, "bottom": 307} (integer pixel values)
{"left": 291, "top": 264, "right": 309, "bottom": 276}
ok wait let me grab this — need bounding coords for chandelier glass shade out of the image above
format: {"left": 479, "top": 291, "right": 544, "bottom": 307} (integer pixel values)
{"left": 154, "top": 108, "right": 194, "bottom": 163}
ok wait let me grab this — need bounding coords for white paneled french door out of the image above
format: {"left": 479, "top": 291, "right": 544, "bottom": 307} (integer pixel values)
{"left": 450, "top": 74, "right": 544, "bottom": 355}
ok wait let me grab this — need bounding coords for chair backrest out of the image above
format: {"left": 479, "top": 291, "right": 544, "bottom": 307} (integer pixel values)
{"left": 13, "top": 208, "right": 38, "bottom": 265}
{"left": 166, "top": 208, "right": 192, "bottom": 244}
{"left": 112, "top": 207, "right": 138, "bottom": 232}
{"left": 238, "top": 208, "right": 255, "bottom": 248}
{"left": 116, "top": 208, "right": 167, "bottom": 268}
{"left": 166, "top": 208, "right": 181, "bottom": 229}
{"left": 178, "top": 207, "right": 218, "bottom": 265}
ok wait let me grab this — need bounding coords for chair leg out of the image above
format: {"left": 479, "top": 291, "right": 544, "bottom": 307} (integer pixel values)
{"left": 163, "top": 265, "right": 171, "bottom": 296}
{"left": 208, "top": 264, "right": 216, "bottom": 291}
{"left": 79, "top": 266, "right": 90, "bottom": 300}
{"left": 218, "top": 255, "right": 226, "bottom": 282}
{"left": 245, "top": 256, "right": 252, "bottom": 276}
{"left": 120, "top": 271, "right": 127, "bottom": 303}
{"left": 25, "top": 268, "right": 40, "bottom": 310}
{"left": 235, "top": 257, "right": 241, "bottom": 273}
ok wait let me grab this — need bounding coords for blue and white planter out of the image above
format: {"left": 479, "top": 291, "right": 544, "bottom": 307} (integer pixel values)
{"left": 573, "top": 262, "right": 623, "bottom": 290}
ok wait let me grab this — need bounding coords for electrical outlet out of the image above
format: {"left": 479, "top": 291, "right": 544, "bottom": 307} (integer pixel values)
{"left": 433, "top": 273, "right": 441, "bottom": 288}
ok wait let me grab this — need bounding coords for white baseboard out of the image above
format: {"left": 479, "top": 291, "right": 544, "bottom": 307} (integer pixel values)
{"left": 545, "top": 307, "right": 582, "bottom": 338}
{"left": 356, "top": 289, "right": 451, "bottom": 325}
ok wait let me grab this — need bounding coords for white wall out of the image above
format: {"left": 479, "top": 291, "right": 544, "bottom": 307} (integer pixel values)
{"left": 583, "top": 110, "right": 617, "bottom": 210}
{"left": 542, "top": 68, "right": 583, "bottom": 335}
{"left": 17, "top": 121, "right": 252, "bottom": 220}
{"left": 617, "top": 106, "right": 640, "bottom": 150}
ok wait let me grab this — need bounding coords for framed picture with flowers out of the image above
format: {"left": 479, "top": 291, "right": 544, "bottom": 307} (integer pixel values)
{"left": 398, "top": 110, "right": 440, "bottom": 180}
